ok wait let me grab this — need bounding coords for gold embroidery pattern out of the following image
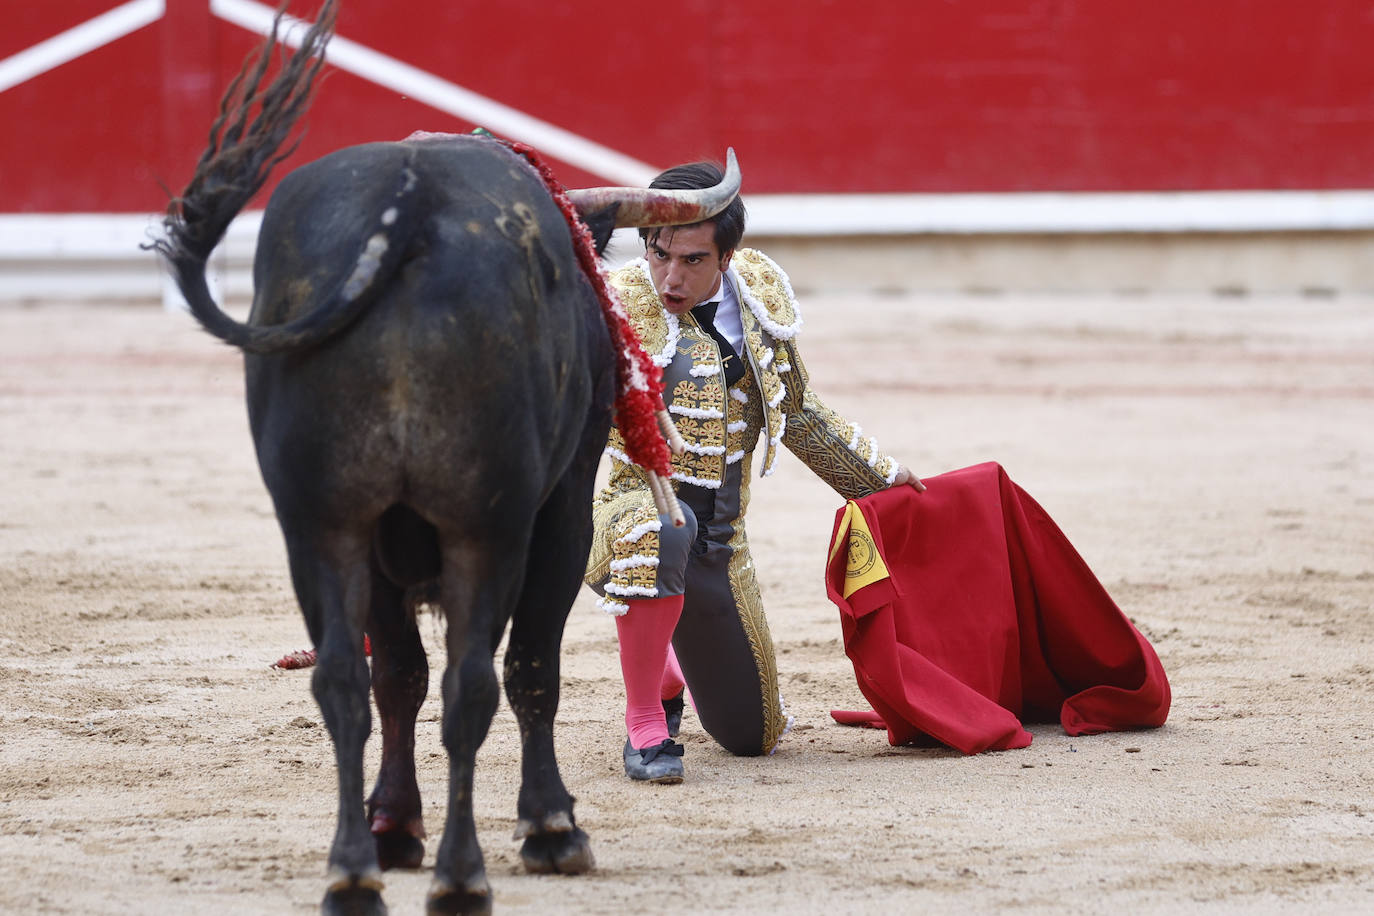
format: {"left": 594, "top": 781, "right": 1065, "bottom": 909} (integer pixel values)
{"left": 739, "top": 325, "right": 786, "bottom": 474}
{"left": 849, "top": 434, "right": 888, "bottom": 469}
{"left": 612, "top": 501, "right": 661, "bottom": 593}
{"left": 609, "top": 266, "right": 671, "bottom": 358}
{"left": 671, "top": 453, "right": 723, "bottom": 484}
{"left": 590, "top": 425, "right": 654, "bottom": 587}
{"left": 725, "top": 451, "right": 787, "bottom": 754}
{"left": 672, "top": 378, "right": 700, "bottom": 404}
{"left": 665, "top": 326, "right": 728, "bottom": 484}
{"left": 724, "top": 372, "right": 762, "bottom": 461}
{"left": 733, "top": 250, "right": 799, "bottom": 329}
{"left": 586, "top": 486, "right": 660, "bottom": 593}
{"left": 598, "top": 428, "right": 646, "bottom": 487}
{"left": 682, "top": 418, "right": 725, "bottom": 449}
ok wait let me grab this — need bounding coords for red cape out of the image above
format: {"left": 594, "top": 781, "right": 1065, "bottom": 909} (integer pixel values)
{"left": 826, "top": 462, "right": 1170, "bottom": 754}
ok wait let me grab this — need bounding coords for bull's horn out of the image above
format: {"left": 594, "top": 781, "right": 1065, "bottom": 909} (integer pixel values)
{"left": 566, "top": 148, "right": 740, "bottom": 228}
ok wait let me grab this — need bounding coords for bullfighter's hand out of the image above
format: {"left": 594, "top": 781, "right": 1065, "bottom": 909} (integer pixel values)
{"left": 892, "top": 465, "right": 926, "bottom": 492}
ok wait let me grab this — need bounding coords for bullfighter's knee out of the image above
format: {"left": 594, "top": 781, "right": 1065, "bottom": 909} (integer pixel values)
{"left": 697, "top": 690, "right": 778, "bottom": 757}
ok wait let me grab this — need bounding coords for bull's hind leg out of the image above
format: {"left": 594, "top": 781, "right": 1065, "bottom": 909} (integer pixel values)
{"left": 504, "top": 471, "right": 597, "bottom": 875}
{"left": 282, "top": 526, "right": 386, "bottom": 916}
{"left": 427, "top": 542, "right": 520, "bottom": 916}
{"left": 366, "top": 559, "right": 429, "bottom": 871}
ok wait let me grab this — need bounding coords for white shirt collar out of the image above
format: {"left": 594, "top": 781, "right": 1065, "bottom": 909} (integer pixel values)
{"left": 709, "top": 271, "right": 746, "bottom": 354}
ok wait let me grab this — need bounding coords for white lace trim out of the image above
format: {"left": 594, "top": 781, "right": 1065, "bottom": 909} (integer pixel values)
{"left": 866, "top": 437, "right": 880, "bottom": 467}
{"left": 763, "top": 438, "right": 782, "bottom": 476}
{"left": 726, "top": 420, "right": 747, "bottom": 433}
{"left": 626, "top": 258, "right": 680, "bottom": 367}
{"left": 725, "top": 449, "right": 746, "bottom": 464}
{"left": 597, "top": 596, "right": 629, "bottom": 616}
{"left": 847, "top": 423, "right": 862, "bottom": 451}
{"left": 768, "top": 691, "right": 796, "bottom": 756}
{"left": 610, "top": 555, "right": 659, "bottom": 572}
{"left": 776, "top": 360, "right": 792, "bottom": 373}
{"left": 605, "top": 583, "right": 659, "bottom": 598}
{"left": 604, "top": 445, "right": 633, "bottom": 466}
{"left": 731, "top": 253, "right": 803, "bottom": 341}
{"left": 690, "top": 364, "right": 720, "bottom": 377}
{"left": 671, "top": 471, "right": 722, "bottom": 489}
{"left": 729, "top": 387, "right": 749, "bottom": 404}
{"left": 768, "top": 384, "right": 786, "bottom": 409}
{"left": 669, "top": 404, "right": 724, "bottom": 420}
{"left": 883, "top": 459, "right": 900, "bottom": 486}
{"left": 590, "top": 256, "right": 660, "bottom": 395}
{"left": 759, "top": 347, "right": 774, "bottom": 369}
{"left": 684, "top": 443, "right": 726, "bottom": 456}
{"left": 616, "top": 519, "right": 662, "bottom": 545}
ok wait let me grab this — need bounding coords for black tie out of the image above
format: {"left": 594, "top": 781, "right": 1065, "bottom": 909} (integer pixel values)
{"left": 691, "top": 300, "right": 746, "bottom": 385}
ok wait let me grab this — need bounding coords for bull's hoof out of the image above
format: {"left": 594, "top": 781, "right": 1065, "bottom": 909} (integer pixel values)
{"left": 520, "top": 826, "right": 595, "bottom": 875}
{"left": 322, "top": 868, "right": 387, "bottom": 916}
{"left": 374, "top": 828, "right": 425, "bottom": 871}
{"left": 511, "top": 810, "right": 573, "bottom": 840}
{"left": 426, "top": 875, "right": 492, "bottom": 916}
{"left": 370, "top": 811, "right": 426, "bottom": 871}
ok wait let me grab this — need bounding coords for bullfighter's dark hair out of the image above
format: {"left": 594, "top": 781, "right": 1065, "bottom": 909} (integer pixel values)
{"left": 641, "top": 161, "right": 747, "bottom": 256}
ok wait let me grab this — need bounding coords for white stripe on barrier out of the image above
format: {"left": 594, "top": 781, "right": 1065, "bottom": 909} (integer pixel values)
{"left": 0, "top": 212, "right": 260, "bottom": 259}
{"left": 7, "top": 189, "right": 1374, "bottom": 302}
{"left": 744, "top": 190, "right": 1374, "bottom": 235}
{"left": 8, "top": 189, "right": 1374, "bottom": 268}
{"left": 0, "top": 0, "right": 165, "bottom": 95}
{"left": 209, "top": 0, "right": 658, "bottom": 186}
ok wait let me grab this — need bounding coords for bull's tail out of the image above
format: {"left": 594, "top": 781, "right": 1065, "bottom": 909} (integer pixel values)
{"left": 149, "top": 0, "right": 408, "bottom": 354}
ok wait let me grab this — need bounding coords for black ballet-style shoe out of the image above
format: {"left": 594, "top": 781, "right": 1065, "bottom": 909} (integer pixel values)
{"left": 662, "top": 691, "right": 686, "bottom": 738}
{"left": 623, "top": 738, "right": 685, "bottom": 784}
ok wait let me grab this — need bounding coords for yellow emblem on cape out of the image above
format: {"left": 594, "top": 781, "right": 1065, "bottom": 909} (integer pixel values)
{"left": 828, "top": 502, "right": 890, "bottom": 598}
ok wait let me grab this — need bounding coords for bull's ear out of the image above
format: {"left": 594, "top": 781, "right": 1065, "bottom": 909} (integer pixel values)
{"left": 579, "top": 204, "right": 620, "bottom": 257}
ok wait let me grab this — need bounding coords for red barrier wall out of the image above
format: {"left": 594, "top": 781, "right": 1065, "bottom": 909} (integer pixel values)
{"left": 4, "top": 0, "right": 1374, "bottom": 212}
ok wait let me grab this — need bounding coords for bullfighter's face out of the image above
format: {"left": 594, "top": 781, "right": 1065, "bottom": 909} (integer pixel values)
{"left": 645, "top": 222, "right": 734, "bottom": 315}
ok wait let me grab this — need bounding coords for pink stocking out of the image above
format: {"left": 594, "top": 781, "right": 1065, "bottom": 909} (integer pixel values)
{"left": 661, "top": 645, "right": 686, "bottom": 702}
{"left": 615, "top": 595, "right": 684, "bottom": 749}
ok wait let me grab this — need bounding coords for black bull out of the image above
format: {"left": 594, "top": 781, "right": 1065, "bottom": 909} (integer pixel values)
{"left": 250, "top": 138, "right": 615, "bottom": 909}
{"left": 150, "top": 3, "right": 736, "bottom": 913}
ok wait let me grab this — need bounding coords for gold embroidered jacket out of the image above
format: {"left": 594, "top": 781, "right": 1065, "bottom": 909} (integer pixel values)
{"left": 586, "top": 248, "right": 900, "bottom": 608}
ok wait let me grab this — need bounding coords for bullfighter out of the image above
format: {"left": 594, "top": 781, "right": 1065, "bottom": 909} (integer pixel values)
{"left": 585, "top": 161, "right": 923, "bottom": 782}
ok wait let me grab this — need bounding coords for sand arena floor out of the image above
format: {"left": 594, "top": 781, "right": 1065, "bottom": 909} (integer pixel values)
{"left": 1, "top": 290, "right": 1371, "bottom": 913}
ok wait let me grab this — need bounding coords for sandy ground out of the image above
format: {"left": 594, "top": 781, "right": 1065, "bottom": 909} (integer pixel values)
{"left": 1, "top": 288, "right": 1371, "bottom": 915}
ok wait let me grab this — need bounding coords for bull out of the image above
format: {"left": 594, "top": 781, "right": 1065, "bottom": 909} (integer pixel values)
{"left": 150, "top": 2, "right": 737, "bottom": 913}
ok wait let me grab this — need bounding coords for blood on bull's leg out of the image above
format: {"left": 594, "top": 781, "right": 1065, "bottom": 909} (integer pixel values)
{"left": 364, "top": 559, "right": 429, "bottom": 871}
